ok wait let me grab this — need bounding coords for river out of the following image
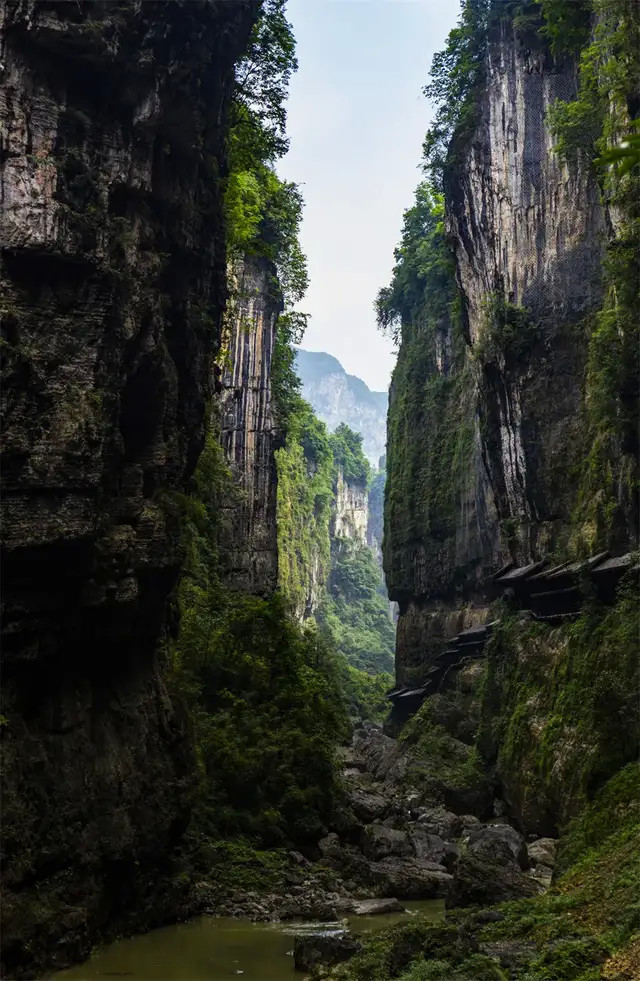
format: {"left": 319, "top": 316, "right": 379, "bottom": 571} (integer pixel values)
{"left": 49, "top": 901, "right": 444, "bottom": 980}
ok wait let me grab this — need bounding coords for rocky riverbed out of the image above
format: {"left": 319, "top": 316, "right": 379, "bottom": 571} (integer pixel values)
{"left": 196, "top": 722, "right": 556, "bottom": 944}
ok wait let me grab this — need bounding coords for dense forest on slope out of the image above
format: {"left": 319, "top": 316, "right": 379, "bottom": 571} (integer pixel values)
{"left": 167, "top": 0, "right": 394, "bottom": 857}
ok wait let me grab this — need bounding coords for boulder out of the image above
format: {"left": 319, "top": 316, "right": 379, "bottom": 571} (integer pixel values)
{"left": 409, "top": 829, "right": 459, "bottom": 871}
{"left": 447, "top": 853, "right": 542, "bottom": 909}
{"left": 415, "top": 807, "right": 462, "bottom": 839}
{"left": 527, "top": 863, "right": 554, "bottom": 883}
{"left": 527, "top": 837, "right": 558, "bottom": 868}
{"left": 467, "top": 824, "right": 529, "bottom": 870}
{"left": 347, "top": 787, "right": 389, "bottom": 824}
{"left": 318, "top": 833, "right": 343, "bottom": 861}
{"left": 352, "top": 725, "right": 407, "bottom": 783}
{"left": 361, "top": 824, "right": 412, "bottom": 861}
{"left": 371, "top": 857, "right": 453, "bottom": 899}
{"left": 288, "top": 850, "right": 311, "bottom": 867}
{"left": 458, "top": 814, "right": 482, "bottom": 836}
{"left": 351, "top": 897, "right": 405, "bottom": 915}
{"left": 293, "top": 931, "right": 361, "bottom": 972}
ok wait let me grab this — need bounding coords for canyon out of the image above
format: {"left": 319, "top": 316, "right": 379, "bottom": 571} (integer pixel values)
{"left": 0, "top": 2, "right": 638, "bottom": 981}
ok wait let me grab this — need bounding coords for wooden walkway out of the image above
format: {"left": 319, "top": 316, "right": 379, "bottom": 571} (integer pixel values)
{"left": 388, "top": 551, "right": 636, "bottom": 717}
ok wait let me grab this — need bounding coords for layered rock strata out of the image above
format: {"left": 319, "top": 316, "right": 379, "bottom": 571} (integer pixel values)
{"left": 0, "top": 2, "right": 256, "bottom": 975}
{"left": 218, "top": 256, "right": 281, "bottom": 595}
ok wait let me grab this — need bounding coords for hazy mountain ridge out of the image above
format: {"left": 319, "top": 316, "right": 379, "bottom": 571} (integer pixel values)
{"left": 294, "top": 349, "right": 388, "bottom": 466}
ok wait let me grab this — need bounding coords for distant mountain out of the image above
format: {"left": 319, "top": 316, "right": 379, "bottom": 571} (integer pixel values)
{"left": 294, "top": 349, "right": 388, "bottom": 467}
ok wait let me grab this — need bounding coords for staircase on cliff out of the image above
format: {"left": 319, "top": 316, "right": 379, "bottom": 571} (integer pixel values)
{"left": 388, "top": 550, "right": 636, "bottom": 721}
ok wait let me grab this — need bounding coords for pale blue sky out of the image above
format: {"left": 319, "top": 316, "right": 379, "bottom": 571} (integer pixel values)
{"left": 281, "top": 0, "right": 459, "bottom": 391}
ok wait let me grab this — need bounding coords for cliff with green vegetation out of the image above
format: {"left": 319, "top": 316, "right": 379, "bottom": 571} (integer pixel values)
{"left": 294, "top": 348, "right": 389, "bottom": 467}
{"left": 347, "top": 1, "right": 640, "bottom": 978}
{"left": 0, "top": 1, "right": 352, "bottom": 976}
{"left": 380, "top": 0, "right": 639, "bottom": 683}
{"left": 0, "top": 2, "right": 259, "bottom": 976}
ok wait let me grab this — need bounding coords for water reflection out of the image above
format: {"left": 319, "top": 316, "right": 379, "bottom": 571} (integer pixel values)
{"left": 51, "top": 900, "right": 444, "bottom": 980}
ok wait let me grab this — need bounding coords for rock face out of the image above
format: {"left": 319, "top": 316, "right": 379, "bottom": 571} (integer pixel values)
{"left": 332, "top": 467, "right": 368, "bottom": 543}
{"left": 0, "top": 3, "right": 256, "bottom": 976}
{"left": 447, "top": 19, "right": 605, "bottom": 563}
{"left": 295, "top": 348, "right": 388, "bottom": 467}
{"left": 386, "top": 15, "right": 636, "bottom": 690}
{"left": 218, "top": 256, "right": 281, "bottom": 595}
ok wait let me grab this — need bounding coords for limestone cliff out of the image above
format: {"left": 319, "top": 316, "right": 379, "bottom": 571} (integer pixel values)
{"left": 0, "top": 2, "right": 256, "bottom": 976}
{"left": 331, "top": 467, "right": 368, "bottom": 544}
{"left": 385, "top": 9, "right": 638, "bottom": 687}
{"left": 218, "top": 256, "right": 281, "bottom": 595}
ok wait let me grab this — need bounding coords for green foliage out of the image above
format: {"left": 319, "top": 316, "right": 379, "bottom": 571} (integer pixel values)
{"left": 328, "top": 765, "right": 640, "bottom": 980}
{"left": 399, "top": 698, "right": 491, "bottom": 807}
{"left": 557, "top": 761, "right": 640, "bottom": 874}
{"left": 479, "top": 580, "right": 640, "bottom": 829}
{"left": 234, "top": 0, "right": 297, "bottom": 160}
{"left": 422, "top": 0, "right": 491, "bottom": 185}
{"left": 329, "top": 423, "right": 371, "bottom": 486}
{"left": 202, "top": 839, "right": 289, "bottom": 894}
{"left": 339, "top": 665, "right": 395, "bottom": 725}
{"left": 596, "top": 119, "right": 640, "bottom": 175}
{"left": 537, "top": 0, "right": 593, "bottom": 57}
{"left": 275, "top": 398, "right": 334, "bottom": 619}
{"left": 226, "top": 0, "right": 308, "bottom": 309}
{"left": 271, "top": 309, "right": 309, "bottom": 430}
{"left": 168, "top": 428, "right": 349, "bottom": 848}
{"left": 546, "top": 0, "right": 640, "bottom": 551}
{"left": 376, "top": 184, "right": 454, "bottom": 343}
{"left": 377, "top": 184, "right": 474, "bottom": 597}
{"left": 317, "top": 538, "right": 395, "bottom": 676}
{"left": 474, "top": 295, "right": 538, "bottom": 365}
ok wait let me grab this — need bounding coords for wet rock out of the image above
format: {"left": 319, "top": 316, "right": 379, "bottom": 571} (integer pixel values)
{"left": 527, "top": 837, "right": 558, "bottom": 868}
{"left": 467, "top": 824, "right": 529, "bottom": 870}
{"left": 293, "top": 932, "right": 361, "bottom": 972}
{"left": 361, "top": 824, "right": 412, "bottom": 860}
{"left": 447, "top": 852, "right": 542, "bottom": 909}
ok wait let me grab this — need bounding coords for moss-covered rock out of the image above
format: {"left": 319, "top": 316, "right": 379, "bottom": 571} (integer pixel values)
{"left": 479, "top": 582, "right": 640, "bottom": 835}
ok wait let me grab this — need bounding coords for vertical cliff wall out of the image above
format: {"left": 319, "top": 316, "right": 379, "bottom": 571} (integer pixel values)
{"left": 447, "top": 18, "right": 605, "bottom": 563}
{"left": 385, "top": 7, "right": 638, "bottom": 688}
{"left": 218, "top": 256, "right": 280, "bottom": 595}
{"left": 0, "top": 3, "right": 256, "bottom": 976}
{"left": 331, "top": 466, "right": 368, "bottom": 543}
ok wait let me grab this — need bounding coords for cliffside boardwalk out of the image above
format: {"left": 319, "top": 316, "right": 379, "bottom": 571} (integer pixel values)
{"left": 1, "top": 1, "right": 638, "bottom": 980}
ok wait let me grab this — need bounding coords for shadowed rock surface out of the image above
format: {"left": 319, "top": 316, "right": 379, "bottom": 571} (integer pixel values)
{"left": 0, "top": 3, "right": 257, "bottom": 976}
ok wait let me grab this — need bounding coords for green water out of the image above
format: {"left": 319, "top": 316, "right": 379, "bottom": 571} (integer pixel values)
{"left": 50, "top": 901, "right": 444, "bottom": 981}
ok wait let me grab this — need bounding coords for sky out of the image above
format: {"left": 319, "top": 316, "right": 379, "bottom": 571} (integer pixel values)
{"left": 280, "top": 0, "right": 460, "bottom": 392}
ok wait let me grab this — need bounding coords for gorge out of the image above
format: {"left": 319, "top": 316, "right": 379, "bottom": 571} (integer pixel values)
{"left": 1, "top": 2, "right": 638, "bottom": 981}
